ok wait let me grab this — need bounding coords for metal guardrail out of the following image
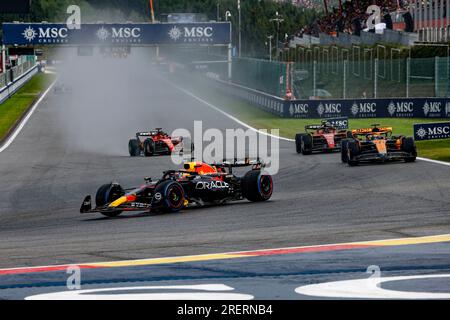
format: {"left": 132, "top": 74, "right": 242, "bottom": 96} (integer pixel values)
{"left": 0, "top": 60, "right": 35, "bottom": 90}
{"left": 209, "top": 76, "right": 450, "bottom": 119}
{"left": 0, "top": 61, "right": 38, "bottom": 105}
{"left": 292, "top": 31, "right": 418, "bottom": 48}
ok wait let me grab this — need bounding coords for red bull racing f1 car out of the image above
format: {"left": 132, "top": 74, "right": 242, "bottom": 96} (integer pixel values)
{"left": 341, "top": 125, "right": 417, "bottom": 166}
{"left": 295, "top": 120, "right": 349, "bottom": 155}
{"left": 128, "top": 128, "right": 183, "bottom": 157}
{"left": 80, "top": 160, "right": 273, "bottom": 217}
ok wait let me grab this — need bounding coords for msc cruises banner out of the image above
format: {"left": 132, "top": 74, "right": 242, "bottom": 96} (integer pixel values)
{"left": 2, "top": 23, "right": 231, "bottom": 45}
{"left": 414, "top": 122, "right": 450, "bottom": 141}
{"left": 285, "top": 98, "right": 450, "bottom": 118}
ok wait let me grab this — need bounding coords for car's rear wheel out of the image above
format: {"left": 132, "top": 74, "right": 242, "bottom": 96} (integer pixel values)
{"left": 242, "top": 170, "right": 273, "bottom": 202}
{"left": 144, "top": 139, "right": 155, "bottom": 157}
{"left": 128, "top": 139, "right": 140, "bottom": 157}
{"left": 152, "top": 180, "right": 185, "bottom": 213}
{"left": 95, "top": 183, "right": 125, "bottom": 217}
{"left": 402, "top": 137, "right": 417, "bottom": 162}
{"left": 347, "top": 140, "right": 360, "bottom": 166}
{"left": 300, "top": 134, "right": 313, "bottom": 155}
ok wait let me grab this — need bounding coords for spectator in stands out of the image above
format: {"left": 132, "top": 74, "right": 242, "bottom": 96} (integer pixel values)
{"left": 298, "top": 0, "right": 402, "bottom": 37}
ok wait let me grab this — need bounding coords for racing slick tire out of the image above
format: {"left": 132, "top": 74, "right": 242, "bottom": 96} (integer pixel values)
{"left": 347, "top": 140, "right": 360, "bottom": 166}
{"left": 295, "top": 134, "right": 303, "bottom": 153}
{"left": 242, "top": 170, "right": 273, "bottom": 202}
{"left": 401, "top": 137, "right": 417, "bottom": 162}
{"left": 95, "top": 183, "right": 125, "bottom": 217}
{"left": 341, "top": 139, "right": 349, "bottom": 163}
{"left": 152, "top": 180, "right": 185, "bottom": 213}
{"left": 144, "top": 139, "right": 155, "bottom": 157}
{"left": 128, "top": 139, "right": 140, "bottom": 157}
{"left": 299, "top": 134, "right": 313, "bottom": 155}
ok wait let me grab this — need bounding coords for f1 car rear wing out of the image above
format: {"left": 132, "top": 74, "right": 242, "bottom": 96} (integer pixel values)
{"left": 136, "top": 128, "right": 167, "bottom": 137}
{"left": 136, "top": 131, "right": 158, "bottom": 137}
{"left": 352, "top": 126, "right": 393, "bottom": 135}
{"left": 305, "top": 125, "right": 324, "bottom": 131}
{"left": 216, "top": 158, "right": 265, "bottom": 171}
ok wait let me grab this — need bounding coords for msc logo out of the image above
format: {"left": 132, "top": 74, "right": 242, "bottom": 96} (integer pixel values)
{"left": 23, "top": 26, "right": 69, "bottom": 43}
{"left": 289, "top": 103, "right": 309, "bottom": 116}
{"left": 317, "top": 103, "right": 341, "bottom": 116}
{"left": 351, "top": 102, "right": 376, "bottom": 116}
{"left": 328, "top": 119, "right": 348, "bottom": 129}
{"left": 22, "top": 26, "right": 37, "bottom": 42}
{"left": 388, "top": 101, "right": 414, "bottom": 116}
{"left": 427, "top": 126, "right": 450, "bottom": 135}
{"left": 169, "top": 26, "right": 214, "bottom": 42}
{"left": 415, "top": 123, "right": 450, "bottom": 140}
{"left": 415, "top": 127, "right": 427, "bottom": 139}
{"left": 97, "top": 27, "right": 141, "bottom": 43}
{"left": 195, "top": 181, "right": 229, "bottom": 190}
{"left": 185, "top": 27, "right": 213, "bottom": 38}
{"left": 112, "top": 27, "right": 141, "bottom": 38}
{"left": 423, "top": 101, "right": 441, "bottom": 116}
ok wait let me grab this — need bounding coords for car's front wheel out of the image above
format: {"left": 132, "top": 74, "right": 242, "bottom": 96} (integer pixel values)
{"left": 295, "top": 134, "right": 302, "bottom": 154}
{"left": 144, "top": 139, "right": 155, "bottom": 157}
{"left": 301, "top": 134, "right": 313, "bottom": 155}
{"left": 347, "top": 140, "right": 360, "bottom": 166}
{"left": 128, "top": 139, "right": 140, "bottom": 156}
{"left": 95, "top": 183, "right": 125, "bottom": 217}
{"left": 402, "top": 137, "right": 417, "bottom": 162}
{"left": 341, "top": 139, "right": 349, "bottom": 163}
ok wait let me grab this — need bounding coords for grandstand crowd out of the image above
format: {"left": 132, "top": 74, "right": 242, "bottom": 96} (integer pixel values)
{"left": 296, "top": 0, "right": 410, "bottom": 37}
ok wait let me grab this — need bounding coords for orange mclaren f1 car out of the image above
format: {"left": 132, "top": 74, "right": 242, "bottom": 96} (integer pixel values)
{"left": 341, "top": 124, "right": 417, "bottom": 166}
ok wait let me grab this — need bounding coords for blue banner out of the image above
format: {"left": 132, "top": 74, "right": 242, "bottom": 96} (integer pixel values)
{"left": 414, "top": 122, "right": 450, "bottom": 140}
{"left": 2, "top": 23, "right": 231, "bottom": 45}
{"left": 286, "top": 98, "right": 450, "bottom": 118}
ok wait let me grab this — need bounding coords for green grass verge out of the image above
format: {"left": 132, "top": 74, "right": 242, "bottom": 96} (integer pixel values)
{"left": 0, "top": 73, "right": 55, "bottom": 142}
{"left": 178, "top": 78, "right": 450, "bottom": 163}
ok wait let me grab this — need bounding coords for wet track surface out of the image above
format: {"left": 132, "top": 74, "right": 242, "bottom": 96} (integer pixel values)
{"left": 0, "top": 61, "right": 449, "bottom": 298}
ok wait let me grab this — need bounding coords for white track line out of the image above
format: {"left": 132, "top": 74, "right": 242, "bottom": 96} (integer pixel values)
{"left": 167, "top": 79, "right": 450, "bottom": 167}
{"left": 166, "top": 80, "right": 294, "bottom": 142}
{"left": 417, "top": 157, "right": 450, "bottom": 166}
{"left": 0, "top": 81, "right": 55, "bottom": 153}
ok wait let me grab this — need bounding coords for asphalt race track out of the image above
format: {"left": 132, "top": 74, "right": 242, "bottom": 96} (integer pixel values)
{"left": 0, "top": 58, "right": 449, "bottom": 299}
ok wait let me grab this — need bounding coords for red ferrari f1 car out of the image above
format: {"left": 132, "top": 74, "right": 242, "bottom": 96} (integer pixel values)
{"left": 295, "top": 120, "right": 349, "bottom": 155}
{"left": 80, "top": 160, "right": 273, "bottom": 217}
{"left": 128, "top": 128, "right": 183, "bottom": 157}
